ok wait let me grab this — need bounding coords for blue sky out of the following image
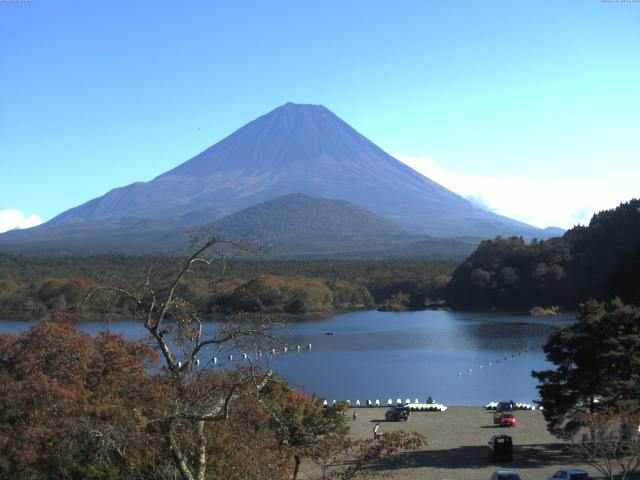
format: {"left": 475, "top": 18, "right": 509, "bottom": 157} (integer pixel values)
{"left": 1, "top": 0, "right": 638, "bottom": 231}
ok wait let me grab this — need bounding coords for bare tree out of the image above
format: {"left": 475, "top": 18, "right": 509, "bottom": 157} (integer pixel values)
{"left": 572, "top": 406, "right": 640, "bottom": 480}
{"left": 96, "top": 235, "right": 283, "bottom": 480}
{"left": 305, "top": 431, "right": 426, "bottom": 480}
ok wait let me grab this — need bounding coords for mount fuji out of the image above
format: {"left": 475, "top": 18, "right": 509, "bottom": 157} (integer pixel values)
{"left": 0, "top": 103, "right": 552, "bottom": 255}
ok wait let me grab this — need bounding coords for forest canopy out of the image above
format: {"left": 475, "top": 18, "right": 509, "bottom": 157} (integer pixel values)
{"left": 447, "top": 199, "right": 640, "bottom": 309}
{"left": 0, "top": 257, "right": 454, "bottom": 319}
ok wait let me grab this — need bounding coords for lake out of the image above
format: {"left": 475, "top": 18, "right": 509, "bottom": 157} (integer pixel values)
{"left": 0, "top": 310, "right": 573, "bottom": 406}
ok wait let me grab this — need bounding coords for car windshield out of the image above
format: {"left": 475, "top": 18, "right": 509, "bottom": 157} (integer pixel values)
{"left": 570, "top": 474, "right": 589, "bottom": 480}
{"left": 498, "top": 474, "right": 521, "bottom": 480}
{"left": 503, "top": 414, "right": 514, "bottom": 418}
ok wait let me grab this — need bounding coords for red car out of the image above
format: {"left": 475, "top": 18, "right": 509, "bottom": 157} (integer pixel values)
{"left": 494, "top": 412, "right": 516, "bottom": 427}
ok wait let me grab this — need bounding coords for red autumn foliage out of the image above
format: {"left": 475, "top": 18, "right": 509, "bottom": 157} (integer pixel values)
{"left": 0, "top": 322, "right": 172, "bottom": 479}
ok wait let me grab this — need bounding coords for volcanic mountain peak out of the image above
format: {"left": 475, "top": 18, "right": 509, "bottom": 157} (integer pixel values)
{"left": 158, "top": 101, "right": 431, "bottom": 186}
{"left": 9, "top": 102, "right": 550, "bottom": 248}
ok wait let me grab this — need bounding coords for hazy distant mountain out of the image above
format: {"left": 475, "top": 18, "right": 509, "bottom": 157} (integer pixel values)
{"left": 542, "top": 226, "right": 566, "bottom": 237}
{"left": 0, "top": 102, "right": 553, "bottom": 254}
{"left": 0, "top": 193, "right": 479, "bottom": 259}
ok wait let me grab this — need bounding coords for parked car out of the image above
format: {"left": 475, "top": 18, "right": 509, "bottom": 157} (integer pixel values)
{"left": 488, "top": 435, "right": 513, "bottom": 462}
{"left": 384, "top": 405, "right": 410, "bottom": 421}
{"left": 496, "top": 412, "right": 516, "bottom": 427}
{"left": 496, "top": 401, "right": 515, "bottom": 412}
{"left": 546, "top": 469, "right": 590, "bottom": 480}
{"left": 491, "top": 470, "right": 521, "bottom": 480}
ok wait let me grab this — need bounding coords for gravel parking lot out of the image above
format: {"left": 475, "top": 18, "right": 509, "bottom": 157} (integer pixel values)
{"left": 299, "top": 406, "right": 598, "bottom": 480}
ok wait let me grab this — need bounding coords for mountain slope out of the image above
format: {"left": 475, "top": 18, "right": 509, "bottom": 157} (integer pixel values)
{"left": 0, "top": 193, "right": 479, "bottom": 259}
{"left": 0, "top": 102, "right": 554, "bottom": 255}
{"left": 211, "top": 193, "right": 407, "bottom": 241}
{"left": 44, "top": 102, "right": 543, "bottom": 238}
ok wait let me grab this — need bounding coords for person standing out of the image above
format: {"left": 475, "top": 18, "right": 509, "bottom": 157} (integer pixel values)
{"left": 373, "top": 423, "right": 381, "bottom": 440}
{"left": 353, "top": 411, "right": 357, "bottom": 421}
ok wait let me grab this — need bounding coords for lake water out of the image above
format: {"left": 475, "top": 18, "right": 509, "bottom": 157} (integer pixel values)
{"left": 0, "top": 310, "right": 573, "bottom": 406}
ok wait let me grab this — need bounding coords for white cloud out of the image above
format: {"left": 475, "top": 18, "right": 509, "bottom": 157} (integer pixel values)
{"left": 392, "top": 153, "right": 635, "bottom": 230}
{"left": 0, "top": 209, "right": 43, "bottom": 233}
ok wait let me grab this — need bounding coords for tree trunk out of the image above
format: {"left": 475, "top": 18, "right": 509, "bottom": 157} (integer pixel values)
{"left": 292, "top": 453, "right": 301, "bottom": 480}
{"left": 195, "top": 420, "right": 207, "bottom": 480}
{"left": 168, "top": 429, "right": 195, "bottom": 480}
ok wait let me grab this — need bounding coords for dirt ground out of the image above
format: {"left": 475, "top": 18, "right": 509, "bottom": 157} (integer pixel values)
{"left": 298, "top": 406, "right": 599, "bottom": 480}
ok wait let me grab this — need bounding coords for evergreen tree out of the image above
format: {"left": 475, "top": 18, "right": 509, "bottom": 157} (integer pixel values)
{"left": 532, "top": 299, "right": 640, "bottom": 437}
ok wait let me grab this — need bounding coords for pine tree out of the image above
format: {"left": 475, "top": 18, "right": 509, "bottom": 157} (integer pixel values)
{"left": 532, "top": 299, "right": 640, "bottom": 437}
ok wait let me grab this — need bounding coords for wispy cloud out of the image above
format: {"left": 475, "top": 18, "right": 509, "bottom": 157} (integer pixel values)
{"left": 393, "top": 153, "right": 634, "bottom": 229}
{"left": 0, "top": 209, "right": 43, "bottom": 233}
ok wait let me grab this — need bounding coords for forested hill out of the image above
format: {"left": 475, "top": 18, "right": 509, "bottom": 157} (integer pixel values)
{"left": 446, "top": 199, "right": 640, "bottom": 310}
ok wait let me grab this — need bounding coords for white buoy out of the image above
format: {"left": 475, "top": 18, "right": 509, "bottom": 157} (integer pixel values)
{"left": 323, "top": 399, "right": 328, "bottom": 407}
{"left": 346, "top": 400, "right": 351, "bottom": 406}
{"left": 375, "top": 399, "right": 381, "bottom": 407}
{"left": 228, "top": 354, "right": 233, "bottom": 361}
{"left": 387, "top": 399, "right": 393, "bottom": 406}
{"left": 355, "top": 400, "right": 361, "bottom": 407}
{"left": 332, "top": 400, "right": 337, "bottom": 406}
{"left": 415, "top": 398, "right": 419, "bottom": 404}
{"left": 283, "top": 346, "right": 288, "bottom": 353}
{"left": 405, "top": 398, "right": 411, "bottom": 405}
{"left": 308, "top": 344, "right": 312, "bottom": 350}
{"left": 177, "top": 361, "right": 182, "bottom": 368}
{"left": 271, "top": 349, "right": 276, "bottom": 355}
{"left": 297, "top": 345, "right": 301, "bottom": 351}
{"left": 213, "top": 356, "right": 218, "bottom": 365}
{"left": 396, "top": 398, "right": 402, "bottom": 405}
{"left": 366, "top": 400, "right": 373, "bottom": 407}
{"left": 194, "top": 359, "right": 200, "bottom": 367}
{"left": 242, "top": 352, "right": 248, "bottom": 360}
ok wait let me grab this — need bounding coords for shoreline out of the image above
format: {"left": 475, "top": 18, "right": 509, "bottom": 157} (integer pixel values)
{"left": 0, "top": 305, "right": 570, "bottom": 324}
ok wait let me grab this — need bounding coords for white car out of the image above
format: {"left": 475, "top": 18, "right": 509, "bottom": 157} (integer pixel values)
{"left": 546, "top": 469, "right": 590, "bottom": 480}
{"left": 491, "top": 470, "right": 521, "bottom": 480}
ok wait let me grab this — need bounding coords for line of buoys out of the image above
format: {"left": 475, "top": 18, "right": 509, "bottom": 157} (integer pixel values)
{"left": 204, "top": 343, "right": 313, "bottom": 369}
{"left": 456, "top": 347, "right": 542, "bottom": 378}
